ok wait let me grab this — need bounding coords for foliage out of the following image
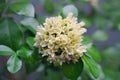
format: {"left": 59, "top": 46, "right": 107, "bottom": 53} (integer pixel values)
{"left": 0, "top": 0, "right": 120, "bottom": 80}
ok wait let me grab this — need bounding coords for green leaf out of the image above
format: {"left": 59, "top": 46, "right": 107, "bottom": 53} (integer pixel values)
{"left": 62, "top": 5, "right": 78, "bottom": 17}
{"left": 61, "top": 59, "right": 83, "bottom": 80}
{"left": 17, "top": 47, "right": 41, "bottom": 73}
{"left": 82, "top": 36, "right": 92, "bottom": 46}
{"left": 17, "top": 47, "right": 30, "bottom": 58}
{"left": 17, "top": 47, "right": 36, "bottom": 63}
{"left": 0, "top": 45, "right": 15, "bottom": 55}
{"left": 0, "top": 19, "right": 23, "bottom": 50}
{"left": 82, "top": 53, "right": 100, "bottom": 78}
{"left": 25, "top": 48, "right": 41, "bottom": 73}
{"left": 26, "top": 37, "right": 35, "bottom": 48}
{"left": 44, "top": 0, "right": 54, "bottom": 14}
{"left": 87, "top": 45, "right": 102, "bottom": 62}
{"left": 7, "top": 55, "right": 22, "bottom": 73}
{"left": 20, "top": 17, "right": 39, "bottom": 34}
{"left": 84, "top": 64, "right": 105, "bottom": 80}
{"left": 17, "top": 47, "right": 37, "bottom": 63}
{"left": 92, "top": 30, "right": 108, "bottom": 41}
{"left": 0, "top": 3, "right": 6, "bottom": 15}
{"left": 82, "top": 37, "right": 101, "bottom": 62}
{"left": 92, "top": 65, "right": 105, "bottom": 80}
{"left": 45, "top": 69, "right": 62, "bottom": 80}
{"left": 10, "top": 1, "right": 35, "bottom": 17}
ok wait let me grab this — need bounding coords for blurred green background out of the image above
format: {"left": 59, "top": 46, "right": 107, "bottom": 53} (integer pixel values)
{"left": 0, "top": 0, "right": 120, "bottom": 80}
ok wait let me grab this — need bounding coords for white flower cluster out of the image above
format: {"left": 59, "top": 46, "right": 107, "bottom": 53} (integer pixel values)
{"left": 34, "top": 13, "right": 87, "bottom": 65}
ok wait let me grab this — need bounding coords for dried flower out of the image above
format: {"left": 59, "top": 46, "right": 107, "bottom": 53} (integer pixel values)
{"left": 34, "top": 13, "right": 87, "bottom": 65}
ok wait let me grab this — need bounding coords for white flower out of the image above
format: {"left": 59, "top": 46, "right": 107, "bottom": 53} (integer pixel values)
{"left": 34, "top": 13, "right": 87, "bottom": 65}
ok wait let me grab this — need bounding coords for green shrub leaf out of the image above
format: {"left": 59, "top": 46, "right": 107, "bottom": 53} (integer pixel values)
{"left": 82, "top": 53, "right": 100, "bottom": 78}
{"left": 0, "top": 19, "right": 23, "bottom": 50}
{"left": 62, "top": 5, "right": 78, "bottom": 17}
{"left": 61, "top": 59, "right": 83, "bottom": 80}
{"left": 20, "top": 17, "right": 39, "bottom": 34}
{"left": 7, "top": 55, "right": 22, "bottom": 73}
{"left": 17, "top": 47, "right": 30, "bottom": 58}
{"left": 87, "top": 45, "right": 102, "bottom": 62}
{"left": 26, "top": 37, "right": 35, "bottom": 48}
{"left": 0, "top": 45, "right": 15, "bottom": 55}
{"left": 10, "top": 1, "right": 35, "bottom": 17}
{"left": 0, "top": 3, "right": 5, "bottom": 15}
{"left": 45, "top": 69, "right": 62, "bottom": 80}
{"left": 82, "top": 37, "right": 101, "bottom": 62}
{"left": 17, "top": 47, "right": 36, "bottom": 64}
